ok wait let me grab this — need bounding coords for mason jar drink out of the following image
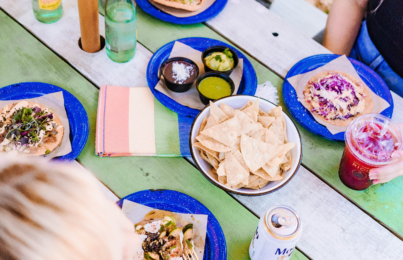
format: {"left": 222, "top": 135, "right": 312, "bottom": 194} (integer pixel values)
{"left": 339, "top": 114, "right": 402, "bottom": 190}
{"left": 250, "top": 205, "right": 302, "bottom": 260}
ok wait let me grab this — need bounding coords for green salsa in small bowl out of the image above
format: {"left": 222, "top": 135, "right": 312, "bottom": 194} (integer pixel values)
{"left": 196, "top": 72, "right": 235, "bottom": 105}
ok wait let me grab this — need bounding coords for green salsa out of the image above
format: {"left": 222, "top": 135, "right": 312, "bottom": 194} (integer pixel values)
{"left": 198, "top": 77, "right": 232, "bottom": 99}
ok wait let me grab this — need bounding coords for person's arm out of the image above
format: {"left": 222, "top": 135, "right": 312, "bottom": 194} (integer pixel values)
{"left": 323, "top": 0, "right": 368, "bottom": 55}
{"left": 369, "top": 123, "right": 403, "bottom": 184}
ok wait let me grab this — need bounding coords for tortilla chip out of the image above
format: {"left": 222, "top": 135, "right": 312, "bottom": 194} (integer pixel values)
{"left": 230, "top": 136, "right": 241, "bottom": 153}
{"left": 200, "top": 150, "right": 209, "bottom": 163}
{"left": 207, "top": 153, "right": 219, "bottom": 170}
{"left": 218, "top": 175, "right": 227, "bottom": 185}
{"left": 268, "top": 106, "right": 282, "bottom": 117}
{"left": 281, "top": 152, "right": 292, "bottom": 171}
{"left": 242, "top": 99, "right": 259, "bottom": 122}
{"left": 259, "top": 108, "right": 268, "bottom": 117}
{"left": 220, "top": 103, "right": 236, "bottom": 118}
{"left": 210, "top": 101, "right": 228, "bottom": 122}
{"left": 258, "top": 116, "right": 275, "bottom": 128}
{"left": 254, "top": 168, "right": 275, "bottom": 180}
{"left": 225, "top": 152, "right": 249, "bottom": 186}
{"left": 251, "top": 128, "right": 266, "bottom": 142}
{"left": 234, "top": 110, "right": 262, "bottom": 135}
{"left": 199, "top": 116, "right": 208, "bottom": 134}
{"left": 261, "top": 164, "right": 281, "bottom": 179}
{"left": 240, "top": 100, "right": 253, "bottom": 110}
{"left": 232, "top": 150, "right": 249, "bottom": 172}
{"left": 267, "top": 143, "right": 295, "bottom": 167}
{"left": 217, "top": 161, "right": 226, "bottom": 176}
{"left": 268, "top": 117, "right": 285, "bottom": 144}
{"left": 265, "top": 129, "right": 283, "bottom": 145}
{"left": 282, "top": 117, "right": 288, "bottom": 143}
{"left": 246, "top": 176, "right": 270, "bottom": 188}
{"left": 219, "top": 152, "right": 225, "bottom": 161}
{"left": 240, "top": 134, "right": 279, "bottom": 172}
{"left": 205, "top": 115, "right": 219, "bottom": 130}
{"left": 201, "top": 117, "right": 241, "bottom": 147}
{"left": 193, "top": 142, "right": 219, "bottom": 161}
{"left": 196, "top": 134, "right": 231, "bottom": 152}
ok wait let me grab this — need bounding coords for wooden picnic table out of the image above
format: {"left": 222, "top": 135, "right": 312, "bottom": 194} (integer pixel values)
{"left": 1, "top": 0, "right": 403, "bottom": 258}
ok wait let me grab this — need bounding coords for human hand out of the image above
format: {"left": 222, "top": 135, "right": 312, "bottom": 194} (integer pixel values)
{"left": 369, "top": 150, "right": 403, "bottom": 185}
{"left": 369, "top": 123, "right": 403, "bottom": 185}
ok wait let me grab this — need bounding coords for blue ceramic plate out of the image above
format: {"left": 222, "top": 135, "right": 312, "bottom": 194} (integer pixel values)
{"left": 117, "top": 190, "right": 227, "bottom": 260}
{"left": 0, "top": 82, "right": 89, "bottom": 160}
{"left": 147, "top": 37, "right": 258, "bottom": 117}
{"left": 283, "top": 54, "right": 394, "bottom": 141}
{"left": 136, "top": 0, "right": 227, "bottom": 24}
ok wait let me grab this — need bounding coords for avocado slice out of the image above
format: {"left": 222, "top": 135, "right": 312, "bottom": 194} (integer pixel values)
{"left": 183, "top": 228, "right": 193, "bottom": 241}
{"left": 169, "top": 228, "right": 182, "bottom": 237}
{"left": 164, "top": 216, "right": 176, "bottom": 226}
{"left": 182, "top": 223, "right": 193, "bottom": 234}
{"left": 159, "top": 231, "right": 167, "bottom": 239}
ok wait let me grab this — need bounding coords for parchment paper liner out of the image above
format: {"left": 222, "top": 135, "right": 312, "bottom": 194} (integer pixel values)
{"left": 148, "top": 0, "right": 216, "bottom": 18}
{"left": 287, "top": 55, "right": 390, "bottom": 135}
{"left": 155, "top": 41, "right": 244, "bottom": 110}
{"left": 122, "top": 200, "right": 208, "bottom": 259}
{"left": 0, "top": 92, "right": 72, "bottom": 158}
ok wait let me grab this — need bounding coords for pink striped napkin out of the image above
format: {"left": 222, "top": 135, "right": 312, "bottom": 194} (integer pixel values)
{"left": 96, "top": 85, "right": 188, "bottom": 157}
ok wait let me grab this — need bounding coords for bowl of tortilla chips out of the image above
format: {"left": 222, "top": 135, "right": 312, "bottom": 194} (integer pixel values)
{"left": 190, "top": 95, "right": 302, "bottom": 195}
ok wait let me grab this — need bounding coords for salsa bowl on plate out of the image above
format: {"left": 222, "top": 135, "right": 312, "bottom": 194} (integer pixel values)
{"left": 189, "top": 95, "right": 302, "bottom": 196}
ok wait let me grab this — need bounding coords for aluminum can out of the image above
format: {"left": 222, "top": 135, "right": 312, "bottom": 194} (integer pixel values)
{"left": 249, "top": 205, "right": 302, "bottom": 260}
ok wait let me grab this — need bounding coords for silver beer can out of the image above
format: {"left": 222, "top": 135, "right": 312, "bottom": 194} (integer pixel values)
{"left": 249, "top": 205, "right": 302, "bottom": 260}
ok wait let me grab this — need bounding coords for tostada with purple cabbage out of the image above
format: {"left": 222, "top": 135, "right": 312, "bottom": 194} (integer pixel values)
{"left": 303, "top": 71, "right": 373, "bottom": 127}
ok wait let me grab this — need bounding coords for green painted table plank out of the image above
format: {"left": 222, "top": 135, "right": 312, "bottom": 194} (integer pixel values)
{"left": 133, "top": 9, "right": 403, "bottom": 236}
{"left": 0, "top": 10, "right": 307, "bottom": 260}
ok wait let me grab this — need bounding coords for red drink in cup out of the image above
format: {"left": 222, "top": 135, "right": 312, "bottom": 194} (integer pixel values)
{"left": 339, "top": 114, "right": 402, "bottom": 190}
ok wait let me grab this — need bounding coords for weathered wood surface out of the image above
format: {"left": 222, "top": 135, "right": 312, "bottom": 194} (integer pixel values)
{"left": 206, "top": 0, "right": 331, "bottom": 78}
{"left": 269, "top": 0, "right": 328, "bottom": 38}
{"left": 2, "top": 0, "right": 403, "bottom": 258}
{"left": 0, "top": 10, "right": 296, "bottom": 260}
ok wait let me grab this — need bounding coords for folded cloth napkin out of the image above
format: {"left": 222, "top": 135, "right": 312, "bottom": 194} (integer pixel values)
{"left": 96, "top": 85, "right": 192, "bottom": 157}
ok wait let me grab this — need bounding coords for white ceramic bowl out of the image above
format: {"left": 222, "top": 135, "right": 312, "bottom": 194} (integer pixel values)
{"left": 189, "top": 95, "right": 302, "bottom": 195}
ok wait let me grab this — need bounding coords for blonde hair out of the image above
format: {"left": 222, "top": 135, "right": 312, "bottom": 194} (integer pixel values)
{"left": 0, "top": 156, "right": 127, "bottom": 260}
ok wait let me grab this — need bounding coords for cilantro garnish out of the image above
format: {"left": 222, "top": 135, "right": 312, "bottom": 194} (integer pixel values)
{"left": 169, "top": 245, "right": 177, "bottom": 250}
{"left": 223, "top": 48, "right": 233, "bottom": 59}
{"left": 144, "top": 253, "right": 152, "bottom": 260}
{"left": 159, "top": 225, "right": 165, "bottom": 232}
{"left": 214, "top": 55, "right": 222, "bottom": 62}
{"left": 165, "top": 221, "right": 172, "bottom": 227}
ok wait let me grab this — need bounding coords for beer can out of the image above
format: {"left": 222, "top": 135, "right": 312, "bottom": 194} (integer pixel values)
{"left": 249, "top": 205, "right": 302, "bottom": 260}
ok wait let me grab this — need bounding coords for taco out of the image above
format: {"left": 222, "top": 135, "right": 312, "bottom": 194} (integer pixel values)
{"left": 303, "top": 71, "right": 373, "bottom": 127}
{"left": 151, "top": 0, "right": 207, "bottom": 12}
{"left": 135, "top": 210, "right": 195, "bottom": 260}
{"left": 0, "top": 101, "right": 64, "bottom": 156}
